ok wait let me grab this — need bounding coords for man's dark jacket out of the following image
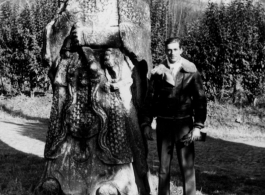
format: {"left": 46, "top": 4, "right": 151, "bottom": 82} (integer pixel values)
{"left": 141, "top": 57, "right": 207, "bottom": 129}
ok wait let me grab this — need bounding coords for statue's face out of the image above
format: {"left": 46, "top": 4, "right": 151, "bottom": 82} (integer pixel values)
{"left": 165, "top": 42, "right": 183, "bottom": 64}
{"left": 104, "top": 49, "right": 116, "bottom": 68}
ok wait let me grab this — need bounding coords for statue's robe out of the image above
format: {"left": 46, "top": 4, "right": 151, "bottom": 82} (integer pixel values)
{"left": 44, "top": 0, "right": 151, "bottom": 160}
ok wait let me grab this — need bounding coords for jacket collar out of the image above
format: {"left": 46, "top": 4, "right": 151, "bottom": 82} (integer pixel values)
{"left": 162, "top": 57, "right": 197, "bottom": 73}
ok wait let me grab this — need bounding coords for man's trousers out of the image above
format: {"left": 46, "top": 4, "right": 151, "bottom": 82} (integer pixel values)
{"left": 156, "top": 117, "right": 196, "bottom": 195}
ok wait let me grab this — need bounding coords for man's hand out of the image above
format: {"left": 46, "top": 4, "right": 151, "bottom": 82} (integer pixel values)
{"left": 180, "top": 127, "right": 202, "bottom": 146}
{"left": 191, "top": 127, "right": 201, "bottom": 141}
{"left": 143, "top": 125, "right": 153, "bottom": 141}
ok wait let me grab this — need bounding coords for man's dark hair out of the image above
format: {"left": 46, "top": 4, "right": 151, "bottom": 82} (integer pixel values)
{"left": 164, "top": 37, "right": 183, "bottom": 49}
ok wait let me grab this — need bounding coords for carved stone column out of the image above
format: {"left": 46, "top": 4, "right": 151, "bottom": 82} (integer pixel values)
{"left": 36, "top": 1, "right": 152, "bottom": 195}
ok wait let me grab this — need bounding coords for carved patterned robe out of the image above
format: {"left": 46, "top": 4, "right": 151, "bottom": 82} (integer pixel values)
{"left": 44, "top": 0, "right": 151, "bottom": 160}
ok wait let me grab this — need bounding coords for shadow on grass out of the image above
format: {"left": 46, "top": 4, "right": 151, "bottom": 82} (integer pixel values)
{"left": 0, "top": 139, "right": 45, "bottom": 195}
{"left": 0, "top": 120, "right": 48, "bottom": 142}
{"left": 0, "top": 104, "right": 49, "bottom": 123}
{"left": 148, "top": 133, "right": 265, "bottom": 195}
{"left": 1, "top": 117, "right": 265, "bottom": 194}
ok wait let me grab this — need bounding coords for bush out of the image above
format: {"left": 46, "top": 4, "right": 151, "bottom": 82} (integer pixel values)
{"left": 0, "top": 0, "right": 58, "bottom": 95}
{"left": 182, "top": 0, "right": 265, "bottom": 100}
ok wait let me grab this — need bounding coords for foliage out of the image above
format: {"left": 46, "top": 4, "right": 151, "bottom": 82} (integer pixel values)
{"left": 151, "top": 0, "right": 168, "bottom": 64}
{"left": 182, "top": 0, "right": 265, "bottom": 100}
{"left": 151, "top": 0, "right": 204, "bottom": 65}
{"left": 151, "top": 0, "right": 265, "bottom": 102}
{"left": 1, "top": 0, "right": 265, "bottom": 102}
{"left": 0, "top": 0, "right": 58, "bottom": 96}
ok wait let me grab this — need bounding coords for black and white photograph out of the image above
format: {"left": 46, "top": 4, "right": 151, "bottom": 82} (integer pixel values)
{"left": 0, "top": 0, "right": 265, "bottom": 194}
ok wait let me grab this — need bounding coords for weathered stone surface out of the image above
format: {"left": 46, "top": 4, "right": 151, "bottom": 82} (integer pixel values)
{"left": 36, "top": 0, "right": 152, "bottom": 195}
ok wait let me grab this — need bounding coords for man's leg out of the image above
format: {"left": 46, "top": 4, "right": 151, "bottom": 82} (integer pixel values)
{"left": 176, "top": 121, "right": 196, "bottom": 195}
{"left": 156, "top": 119, "right": 174, "bottom": 195}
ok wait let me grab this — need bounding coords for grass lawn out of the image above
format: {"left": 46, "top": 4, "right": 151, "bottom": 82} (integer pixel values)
{"left": 0, "top": 94, "right": 265, "bottom": 195}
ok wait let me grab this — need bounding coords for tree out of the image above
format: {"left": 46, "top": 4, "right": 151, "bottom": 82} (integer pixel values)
{"left": 183, "top": 0, "right": 265, "bottom": 100}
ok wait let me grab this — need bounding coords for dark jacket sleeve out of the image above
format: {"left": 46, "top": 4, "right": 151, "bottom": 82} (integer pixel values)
{"left": 192, "top": 71, "right": 207, "bottom": 129}
{"left": 139, "top": 76, "right": 156, "bottom": 129}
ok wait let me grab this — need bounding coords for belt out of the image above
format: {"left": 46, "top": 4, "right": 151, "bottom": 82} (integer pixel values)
{"left": 157, "top": 115, "right": 191, "bottom": 120}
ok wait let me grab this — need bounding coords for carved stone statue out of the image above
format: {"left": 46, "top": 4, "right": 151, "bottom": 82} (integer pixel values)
{"left": 35, "top": 0, "right": 152, "bottom": 195}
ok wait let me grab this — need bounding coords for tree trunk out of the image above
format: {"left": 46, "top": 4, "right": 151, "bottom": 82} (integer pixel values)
{"left": 0, "top": 75, "right": 5, "bottom": 94}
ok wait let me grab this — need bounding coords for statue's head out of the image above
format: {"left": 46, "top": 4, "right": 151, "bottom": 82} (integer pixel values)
{"left": 80, "top": 47, "right": 103, "bottom": 83}
{"left": 104, "top": 48, "right": 124, "bottom": 69}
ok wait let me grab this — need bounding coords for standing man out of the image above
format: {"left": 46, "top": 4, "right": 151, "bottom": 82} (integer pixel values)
{"left": 141, "top": 37, "right": 207, "bottom": 195}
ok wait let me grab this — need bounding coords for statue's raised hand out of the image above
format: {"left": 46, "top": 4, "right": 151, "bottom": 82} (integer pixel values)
{"left": 71, "top": 23, "right": 85, "bottom": 46}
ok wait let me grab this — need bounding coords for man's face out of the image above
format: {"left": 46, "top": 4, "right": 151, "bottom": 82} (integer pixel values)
{"left": 165, "top": 42, "right": 183, "bottom": 63}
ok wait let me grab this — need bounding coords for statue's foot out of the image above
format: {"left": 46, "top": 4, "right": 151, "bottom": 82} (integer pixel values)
{"left": 96, "top": 184, "right": 120, "bottom": 195}
{"left": 35, "top": 177, "right": 62, "bottom": 195}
